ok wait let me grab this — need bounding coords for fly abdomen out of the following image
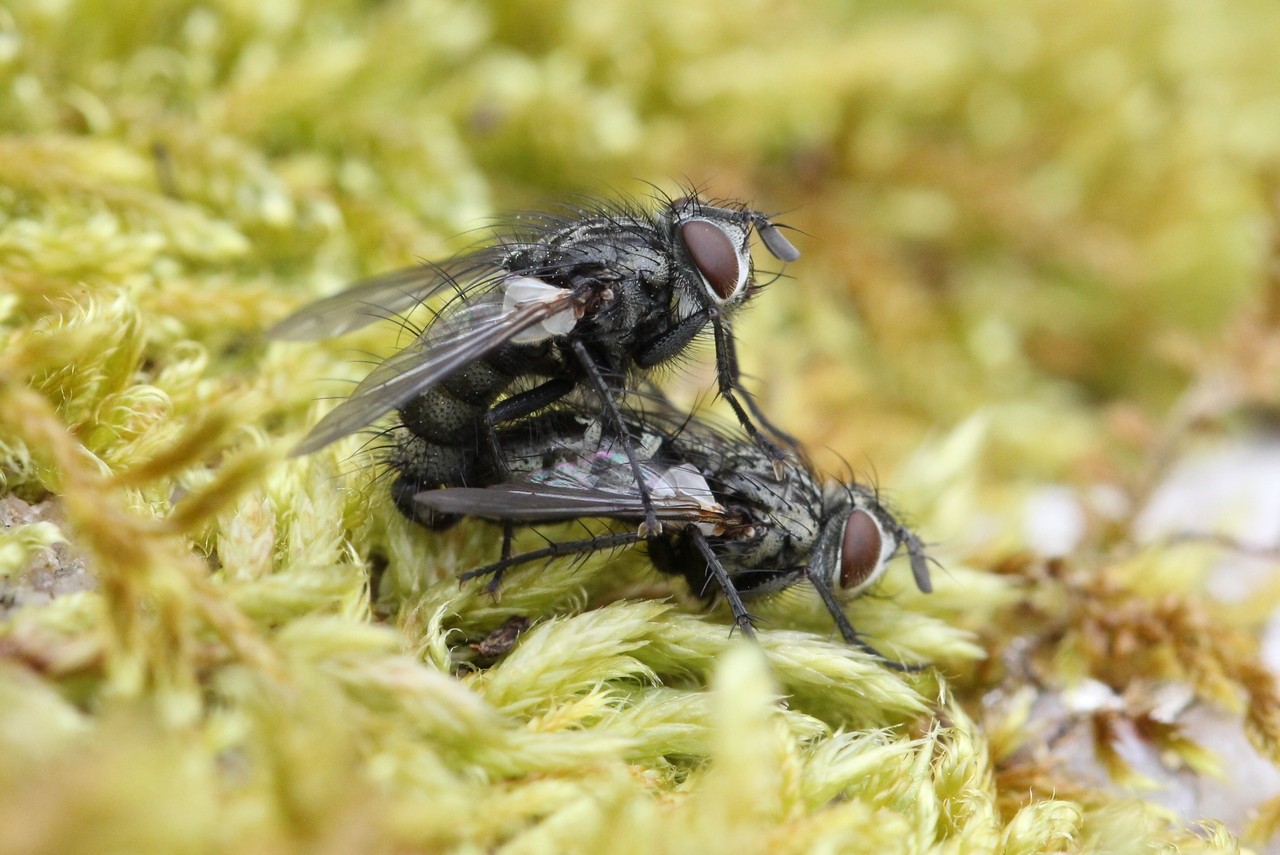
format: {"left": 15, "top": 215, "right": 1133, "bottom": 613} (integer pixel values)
{"left": 390, "top": 364, "right": 511, "bottom": 526}
{"left": 386, "top": 427, "right": 484, "bottom": 490}
{"left": 439, "top": 359, "right": 510, "bottom": 407}
{"left": 398, "top": 384, "right": 491, "bottom": 446}
{"left": 386, "top": 427, "right": 485, "bottom": 530}
{"left": 389, "top": 345, "right": 571, "bottom": 526}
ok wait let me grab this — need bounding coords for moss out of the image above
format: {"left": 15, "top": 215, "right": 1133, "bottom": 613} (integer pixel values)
{"left": 2, "top": 0, "right": 1280, "bottom": 851}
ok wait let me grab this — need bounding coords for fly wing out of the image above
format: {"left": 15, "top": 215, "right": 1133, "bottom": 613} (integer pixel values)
{"left": 268, "top": 250, "right": 507, "bottom": 340}
{"left": 290, "top": 290, "right": 579, "bottom": 455}
{"left": 412, "top": 483, "right": 717, "bottom": 525}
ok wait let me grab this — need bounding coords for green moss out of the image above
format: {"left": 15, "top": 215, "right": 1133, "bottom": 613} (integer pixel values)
{"left": 2, "top": 0, "right": 1279, "bottom": 851}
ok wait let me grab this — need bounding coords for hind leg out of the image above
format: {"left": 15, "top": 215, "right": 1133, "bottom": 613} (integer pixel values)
{"left": 460, "top": 530, "right": 648, "bottom": 595}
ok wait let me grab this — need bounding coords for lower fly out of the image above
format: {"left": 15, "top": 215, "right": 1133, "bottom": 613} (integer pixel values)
{"left": 398, "top": 403, "right": 934, "bottom": 668}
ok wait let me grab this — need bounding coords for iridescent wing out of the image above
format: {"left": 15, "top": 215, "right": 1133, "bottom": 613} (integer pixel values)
{"left": 414, "top": 441, "right": 729, "bottom": 528}
{"left": 290, "top": 288, "right": 580, "bottom": 455}
{"left": 268, "top": 250, "right": 507, "bottom": 340}
{"left": 411, "top": 481, "right": 722, "bottom": 527}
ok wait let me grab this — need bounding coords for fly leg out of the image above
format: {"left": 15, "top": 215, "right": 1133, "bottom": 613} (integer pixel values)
{"left": 477, "top": 521, "right": 515, "bottom": 602}
{"left": 718, "top": 327, "right": 800, "bottom": 449}
{"left": 460, "top": 530, "right": 647, "bottom": 595}
{"left": 687, "top": 527, "right": 758, "bottom": 640}
{"left": 481, "top": 375, "right": 577, "bottom": 478}
{"left": 501, "top": 523, "right": 514, "bottom": 562}
{"left": 570, "top": 340, "right": 662, "bottom": 536}
{"left": 708, "top": 311, "right": 792, "bottom": 477}
{"left": 807, "top": 570, "right": 924, "bottom": 672}
{"left": 634, "top": 309, "right": 791, "bottom": 476}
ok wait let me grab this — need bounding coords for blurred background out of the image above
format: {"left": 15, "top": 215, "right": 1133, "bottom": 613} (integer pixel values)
{"left": 6, "top": 0, "right": 1280, "bottom": 474}
{"left": 5, "top": 0, "right": 1280, "bottom": 850}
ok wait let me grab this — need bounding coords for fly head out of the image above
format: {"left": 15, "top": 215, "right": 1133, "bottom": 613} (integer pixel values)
{"left": 813, "top": 487, "right": 933, "bottom": 598}
{"left": 666, "top": 196, "right": 800, "bottom": 313}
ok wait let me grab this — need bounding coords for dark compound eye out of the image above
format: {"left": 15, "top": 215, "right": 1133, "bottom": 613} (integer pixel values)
{"left": 680, "top": 218, "right": 744, "bottom": 302}
{"left": 839, "top": 509, "right": 883, "bottom": 591}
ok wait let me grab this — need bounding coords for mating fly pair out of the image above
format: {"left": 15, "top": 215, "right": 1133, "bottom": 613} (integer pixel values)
{"left": 272, "top": 188, "right": 932, "bottom": 661}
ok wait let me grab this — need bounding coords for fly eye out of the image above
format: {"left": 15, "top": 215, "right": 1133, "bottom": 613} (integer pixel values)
{"left": 680, "top": 218, "right": 745, "bottom": 303}
{"left": 839, "top": 509, "right": 884, "bottom": 591}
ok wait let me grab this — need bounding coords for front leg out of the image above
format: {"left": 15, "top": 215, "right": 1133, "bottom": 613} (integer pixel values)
{"left": 806, "top": 567, "right": 922, "bottom": 672}
{"left": 707, "top": 311, "right": 790, "bottom": 476}
{"left": 634, "top": 311, "right": 709, "bottom": 369}
{"left": 637, "top": 310, "right": 792, "bottom": 475}
{"left": 717, "top": 325, "right": 800, "bottom": 450}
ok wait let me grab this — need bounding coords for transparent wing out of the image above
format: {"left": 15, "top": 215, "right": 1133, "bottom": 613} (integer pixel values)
{"left": 268, "top": 250, "right": 507, "bottom": 340}
{"left": 291, "top": 292, "right": 578, "bottom": 455}
{"left": 412, "top": 483, "right": 717, "bottom": 525}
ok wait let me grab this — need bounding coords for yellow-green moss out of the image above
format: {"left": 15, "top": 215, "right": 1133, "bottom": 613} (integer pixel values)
{"left": 3, "top": 0, "right": 1280, "bottom": 852}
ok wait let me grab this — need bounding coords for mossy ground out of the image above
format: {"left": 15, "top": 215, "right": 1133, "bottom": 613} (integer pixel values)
{"left": 3, "top": 1, "right": 1280, "bottom": 852}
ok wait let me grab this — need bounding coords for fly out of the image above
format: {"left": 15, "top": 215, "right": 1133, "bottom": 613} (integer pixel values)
{"left": 269, "top": 190, "right": 800, "bottom": 536}
{"left": 400, "top": 406, "right": 934, "bottom": 668}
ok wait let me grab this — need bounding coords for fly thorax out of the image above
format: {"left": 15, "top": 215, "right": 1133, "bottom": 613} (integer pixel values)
{"left": 731, "top": 521, "right": 788, "bottom": 568}
{"left": 581, "top": 417, "right": 603, "bottom": 449}
{"left": 502, "top": 276, "right": 580, "bottom": 344}
{"left": 726, "top": 465, "right": 820, "bottom": 538}
{"left": 633, "top": 427, "right": 664, "bottom": 460}
{"left": 582, "top": 421, "right": 661, "bottom": 464}
{"left": 602, "top": 275, "right": 664, "bottom": 335}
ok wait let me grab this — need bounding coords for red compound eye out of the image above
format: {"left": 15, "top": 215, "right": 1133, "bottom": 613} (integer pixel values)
{"left": 680, "top": 219, "right": 743, "bottom": 302}
{"left": 839, "top": 509, "right": 883, "bottom": 590}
